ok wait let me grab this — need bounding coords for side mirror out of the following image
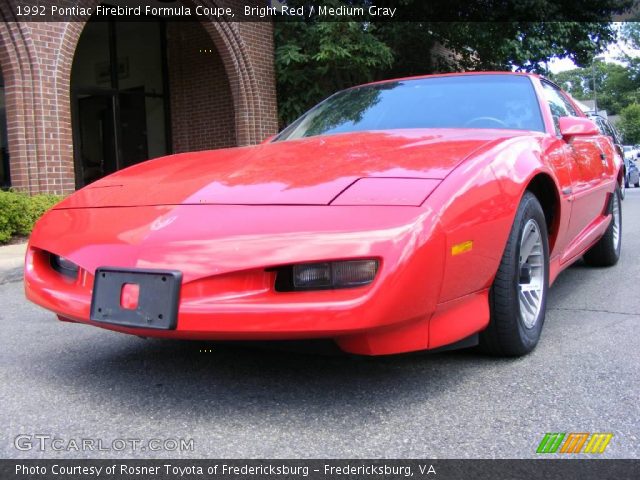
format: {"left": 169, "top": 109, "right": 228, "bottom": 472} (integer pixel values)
{"left": 558, "top": 116, "right": 599, "bottom": 138}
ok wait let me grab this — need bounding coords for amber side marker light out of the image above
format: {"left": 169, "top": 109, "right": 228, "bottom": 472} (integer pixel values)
{"left": 451, "top": 240, "right": 473, "bottom": 256}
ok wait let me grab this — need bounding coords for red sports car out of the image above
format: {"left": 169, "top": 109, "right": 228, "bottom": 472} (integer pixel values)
{"left": 25, "top": 72, "right": 622, "bottom": 356}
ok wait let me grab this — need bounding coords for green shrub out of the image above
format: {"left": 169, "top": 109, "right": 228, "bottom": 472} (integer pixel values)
{"left": 0, "top": 190, "right": 62, "bottom": 244}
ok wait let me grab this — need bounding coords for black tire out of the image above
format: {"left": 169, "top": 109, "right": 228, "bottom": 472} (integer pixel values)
{"left": 479, "top": 192, "right": 549, "bottom": 357}
{"left": 635, "top": 181, "right": 640, "bottom": 188}
{"left": 583, "top": 186, "right": 622, "bottom": 267}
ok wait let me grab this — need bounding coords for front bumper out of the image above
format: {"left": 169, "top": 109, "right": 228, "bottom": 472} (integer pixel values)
{"left": 25, "top": 205, "right": 489, "bottom": 355}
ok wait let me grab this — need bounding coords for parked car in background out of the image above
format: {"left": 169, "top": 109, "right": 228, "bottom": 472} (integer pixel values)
{"left": 624, "top": 145, "right": 640, "bottom": 161}
{"left": 624, "top": 146, "right": 640, "bottom": 190}
{"left": 589, "top": 114, "right": 624, "bottom": 155}
{"left": 628, "top": 159, "right": 640, "bottom": 188}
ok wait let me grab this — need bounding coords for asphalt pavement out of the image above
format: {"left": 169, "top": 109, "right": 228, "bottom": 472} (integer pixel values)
{"left": 1, "top": 191, "right": 639, "bottom": 459}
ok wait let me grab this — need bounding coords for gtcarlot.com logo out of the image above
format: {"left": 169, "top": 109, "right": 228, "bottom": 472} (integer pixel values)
{"left": 536, "top": 432, "right": 613, "bottom": 454}
{"left": 14, "top": 434, "right": 194, "bottom": 452}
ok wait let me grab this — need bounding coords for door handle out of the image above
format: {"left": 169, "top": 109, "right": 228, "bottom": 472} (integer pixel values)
{"left": 596, "top": 145, "right": 608, "bottom": 166}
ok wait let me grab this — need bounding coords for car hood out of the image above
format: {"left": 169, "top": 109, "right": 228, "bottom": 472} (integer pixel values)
{"left": 57, "top": 129, "right": 527, "bottom": 208}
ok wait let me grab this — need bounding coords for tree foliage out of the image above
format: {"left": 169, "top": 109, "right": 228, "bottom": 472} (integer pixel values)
{"left": 428, "top": 22, "right": 616, "bottom": 73}
{"left": 551, "top": 60, "right": 639, "bottom": 114}
{"left": 0, "top": 190, "right": 61, "bottom": 243}
{"left": 275, "top": 15, "right": 392, "bottom": 126}
{"left": 274, "top": 1, "right": 632, "bottom": 127}
{"left": 621, "top": 22, "right": 640, "bottom": 50}
{"left": 618, "top": 103, "right": 640, "bottom": 144}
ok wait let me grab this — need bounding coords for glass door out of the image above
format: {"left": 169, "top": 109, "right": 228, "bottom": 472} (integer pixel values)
{"left": 71, "top": 16, "right": 170, "bottom": 188}
{"left": 74, "top": 91, "right": 118, "bottom": 187}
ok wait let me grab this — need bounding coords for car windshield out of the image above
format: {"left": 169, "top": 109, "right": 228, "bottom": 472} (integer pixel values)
{"left": 276, "top": 74, "right": 545, "bottom": 141}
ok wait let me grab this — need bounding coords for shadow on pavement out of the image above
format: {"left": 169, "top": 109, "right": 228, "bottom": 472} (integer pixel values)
{"left": 31, "top": 333, "right": 522, "bottom": 420}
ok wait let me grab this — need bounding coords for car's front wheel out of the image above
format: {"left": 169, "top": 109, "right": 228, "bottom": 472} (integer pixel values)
{"left": 479, "top": 192, "right": 549, "bottom": 356}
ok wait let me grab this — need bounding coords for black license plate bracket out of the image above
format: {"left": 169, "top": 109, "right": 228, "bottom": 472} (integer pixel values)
{"left": 90, "top": 267, "right": 182, "bottom": 330}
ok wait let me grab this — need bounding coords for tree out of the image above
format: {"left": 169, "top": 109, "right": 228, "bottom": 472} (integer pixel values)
{"left": 551, "top": 68, "right": 590, "bottom": 99}
{"left": 618, "top": 103, "right": 640, "bottom": 144}
{"left": 619, "top": 23, "right": 640, "bottom": 88}
{"left": 275, "top": 18, "right": 392, "bottom": 126}
{"left": 551, "top": 60, "right": 639, "bottom": 114}
{"left": 621, "top": 22, "right": 640, "bottom": 51}
{"left": 428, "top": 22, "right": 617, "bottom": 73}
{"left": 274, "top": 1, "right": 634, "bottom": 126}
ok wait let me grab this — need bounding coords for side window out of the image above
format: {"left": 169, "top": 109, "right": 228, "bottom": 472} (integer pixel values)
{"left": 601, "top": 120, "right": 613, "bottom": 138}
{"left": 611, "top": 125, "right": 623, "bottom": 145}
{"left": 541, "top": 81, "right": 578, "bottom": 134}
{"left": 593, "top": 117, "right": 606, "bottom": 135}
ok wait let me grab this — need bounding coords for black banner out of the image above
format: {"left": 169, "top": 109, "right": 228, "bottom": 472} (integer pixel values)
{"left": 3, "top": 0, "right": 639, "bottom": 22}
{"left": 2, "top": 459, "right": 640, "bottom": 480}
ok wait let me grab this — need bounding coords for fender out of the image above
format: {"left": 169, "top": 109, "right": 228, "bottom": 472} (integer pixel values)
{"left": 429, "top": 134, "right": 565, "bottom": 302}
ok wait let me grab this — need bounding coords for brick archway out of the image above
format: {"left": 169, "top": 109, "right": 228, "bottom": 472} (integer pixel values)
{"left": 166, "top": 21, "right": 237, "bottom": 152}
{"left": 0, "top": 9, "right": 60, "bottom": 193}
{"left": 186, "top": 0, "right": 265, "bottom": 146}
{"left": 0, "top": 0, "right": 277, "bottom": 194}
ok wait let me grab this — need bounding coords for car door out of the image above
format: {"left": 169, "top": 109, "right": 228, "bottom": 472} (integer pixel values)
{"left": 540, "top": 81, "right": 608, "bottom": 245}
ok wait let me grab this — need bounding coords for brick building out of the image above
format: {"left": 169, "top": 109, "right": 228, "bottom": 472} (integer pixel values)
{"left": 0, "top": 0, "right": 278, "bottom": 195}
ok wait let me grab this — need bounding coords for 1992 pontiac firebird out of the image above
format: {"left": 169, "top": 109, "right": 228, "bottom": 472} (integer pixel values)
{"left": 25, "top": 73, "right": 623, "bottom": 356}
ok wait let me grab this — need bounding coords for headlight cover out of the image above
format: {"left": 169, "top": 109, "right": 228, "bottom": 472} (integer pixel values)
{"left": 49, "top": 253, "right": 79, "bottom": 279}
{"left": 276, "top": 259, "right": 379, "bottom": 291}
